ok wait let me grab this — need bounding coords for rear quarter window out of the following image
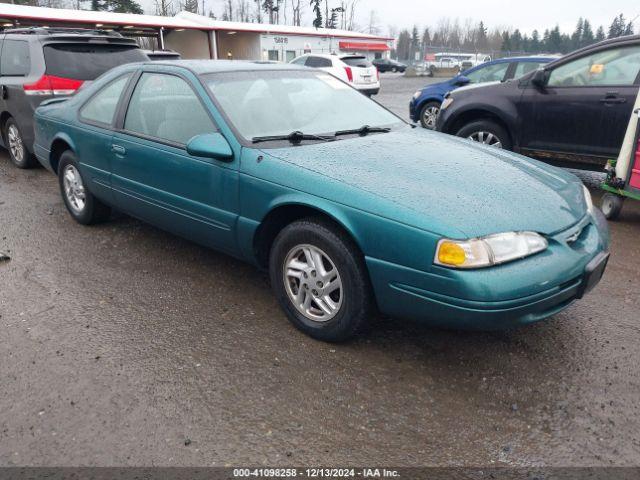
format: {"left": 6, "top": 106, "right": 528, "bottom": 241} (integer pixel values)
{"left": 43, "top": 44, "right": 147, "bottom": 81}
{"left": 1, "top": 40, "right": 30, "bottom": 76}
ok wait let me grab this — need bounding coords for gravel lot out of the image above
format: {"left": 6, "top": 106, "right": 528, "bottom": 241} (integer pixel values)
{"left": 0, "top": 73, "right": 639, "bottom": 467}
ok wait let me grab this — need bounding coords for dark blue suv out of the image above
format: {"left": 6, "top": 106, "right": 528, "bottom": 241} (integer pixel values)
{"left": 410, "top": 56, "right": 556, "bottom": 129}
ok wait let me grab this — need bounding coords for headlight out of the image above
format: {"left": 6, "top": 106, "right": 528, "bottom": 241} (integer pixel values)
{"left": 441, "top": 96, "right": 454, "bottom": 110}
{"left": 583, "top": 185, "right": 594, "bottom": 215}
{"left": 435, "top": 231, "right": 548, "bottom": 269}
{"left": 412, "top": 90, "right": 422, "bottom": 100}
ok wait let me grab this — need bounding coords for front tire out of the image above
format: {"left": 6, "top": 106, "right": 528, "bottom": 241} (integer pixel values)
{"left": 5, "top": 118, "right": 37, "bottom": 168}
{"left": 269, "top": 218, "right": 373, "bottom": 342}
{"left": 456, "top": 120, "right": 512, "bottom": 150}
{"left": 601, "top": 193, "right": 624, "bottom": 220}
{"left": 419, "top": 101, "right": 441, "bottom": 130}
{"left": 58, "top": 150, "right": 111, "bottom": 225}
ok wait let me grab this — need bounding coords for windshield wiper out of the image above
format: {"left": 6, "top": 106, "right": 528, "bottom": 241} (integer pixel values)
{"left": 334, "top": 125, "right": 391, "bottom": 137}
{"left": 252, "top": 131, "right": 335, "bottom": 145}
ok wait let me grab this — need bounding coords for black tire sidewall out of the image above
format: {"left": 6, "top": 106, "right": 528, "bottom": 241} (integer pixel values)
{"left": 601, "top": 193, "right": 623, "bottom": 220}
{"left": 269, "top": 219, "right": 371, "bottom": 342}
{"left": 456, "top": 120, "right": 513, "bottom": 150}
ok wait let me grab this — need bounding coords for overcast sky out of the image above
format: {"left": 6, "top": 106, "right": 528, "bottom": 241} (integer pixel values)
{"left": 354, "top": 0, "right": 639, "bottom": 34}
{"left": 145, "top": 0, "right": 640, "bottom": 36}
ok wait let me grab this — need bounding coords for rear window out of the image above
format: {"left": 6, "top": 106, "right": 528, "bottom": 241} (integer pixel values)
{"left": 341, "top": 56, "right": 372, "bottom": 68}
{"left": 43, "top": 44, "right": 147, "bottom": 80}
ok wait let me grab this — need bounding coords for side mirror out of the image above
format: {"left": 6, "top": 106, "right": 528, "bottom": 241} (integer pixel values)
{"left": 455, "top": 75, "right": 470, "bottom": 86}
{"left": 530, "top": 68, "right": 549, "bottom": 89}
{"left": 186, "top": 132, "right": 233, "bottom": 161}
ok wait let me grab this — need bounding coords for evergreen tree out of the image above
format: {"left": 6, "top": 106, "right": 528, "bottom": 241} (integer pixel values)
{"left": 608, "top": 14, "right": 626, "bottom": 38}
{"left": 410, "top": 26, "right": 419, "bottom": 62}
{"left": 581, "top": 20, "right": 594, "bottom": 47}
{"left": 309, "top": 0, "right": 322, "bottom": 29}
{"left": 421, "top": 28, "right": 431, "bottom": 50}
{"left": 476, "top": 21, "right": 488, "bottom": 50}
{"left": 183, "top": 0, "right": 198, "bottom": 14}
{"left": 501, "top": 31, "right": 512, "bottom": 52}
{"left": 511, "top": 29, "right": 523, "bottom": 51}
{"left": 595, "top": 25, "right": 606, "bottom": 41}
{"left": 530, "top": 29, "right": 540, "bottom": 53}
{"left": 571, "top": 18, "right": 583, "bottom": 50}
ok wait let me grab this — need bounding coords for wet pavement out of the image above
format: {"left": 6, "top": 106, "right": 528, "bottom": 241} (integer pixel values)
{"left": 1, "top": 74, "right": 640, "bottom": 467}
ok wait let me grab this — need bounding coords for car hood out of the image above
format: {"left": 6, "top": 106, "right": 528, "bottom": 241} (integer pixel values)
{"left": 262, "top": 128, "right": 586, "bottom": 239}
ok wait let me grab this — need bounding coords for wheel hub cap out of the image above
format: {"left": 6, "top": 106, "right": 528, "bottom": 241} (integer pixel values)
{"left": 468, "top": 131, "right": 502, "bottom": 148}
{"left": 423, "top": 106, "right": 440, "bottom": 129}
{"left": 283, "top": 244, "right": 343, "bottom": 322}
{"left": 7, "top": 125, "right": 24, "bottom": 163}
{"left": 63, "top": 165, "right": 86, "bottom": 213}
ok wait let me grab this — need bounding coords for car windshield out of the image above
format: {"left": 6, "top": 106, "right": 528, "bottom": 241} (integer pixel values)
{"left": 203, "top": 70, "right": 402, "bottom": 142}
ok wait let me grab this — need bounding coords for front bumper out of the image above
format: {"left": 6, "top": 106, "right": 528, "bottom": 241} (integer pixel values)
{"left": 366, "top": 211, "right": 610, "bottom": 330}
{"left": 409, "top": 99, "right": 419, "bottom": 122}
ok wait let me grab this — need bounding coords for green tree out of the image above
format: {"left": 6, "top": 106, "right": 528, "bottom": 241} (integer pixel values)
{"left": 476, "top": 21, "right": 488, "bottom": 50}
{"left": 396, "top": 29, "right": 411, "bottom": 61}
{"left": 529, "top": 29, "right": 540, "bottom": 53}
{"left": 581, "top": 20, "right": 594, "bottom": 47}
{"left": 595, "top": 25, "right": 606, "bottom": 41}
{"left": 309, "top": 0, "right": 322, "bottom": 29}
{"left": 182, "top": 0, "right": 198, "bottom": 13}
{"left": 410, "top": 25, "right": 419, "bottom": 61}
{"left": 609, "top": 14, "right": 626, "bottom": 38}
{"left": 501, "top": 31, "right": 512, "bottom": 52}
{"left": 511, "top": 29, "right": 523, "bottom": 51}
{"left": 571, "top": 17, "right": 583, "bottom": 50}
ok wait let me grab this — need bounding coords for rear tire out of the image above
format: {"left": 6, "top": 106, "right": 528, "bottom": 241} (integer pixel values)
{"left": 58, "top": 150, "right": 111, "bottom": 225}
{"left": 5, "top": 118, "right": 37, "bottom": 169}
{"left": 456, "top": 120, "right": 512, "bottom": 150}
{"left": 601, "top": 193, "right": 624, "bottom": 220}
{"left": 269, "top": 218, "right": 373, "bottom": 342}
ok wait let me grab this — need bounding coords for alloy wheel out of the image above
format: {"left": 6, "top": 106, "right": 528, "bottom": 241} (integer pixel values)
{"left": 7, "top": 124, "right": 24, "bottom": 163}
{"left": 283, "top": 244, "right": 343, "bottom": 322}
{"left": 468, "top": 131, "right": 503, "bottom": 148}
{"left": 62, "top": 164, "right": 87, "bottom": 214}
{"left": 422, "top": 105, "right": 440, "bottom": 129}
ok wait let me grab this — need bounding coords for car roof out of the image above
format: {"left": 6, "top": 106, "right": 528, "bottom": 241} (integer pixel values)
{"left": 143, "top": 59, "right": 309, "bottom": 74}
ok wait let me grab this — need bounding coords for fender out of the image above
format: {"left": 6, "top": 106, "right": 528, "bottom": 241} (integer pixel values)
{"left": 441, "top": 100, "right": 520, "bottom": 149}
{"left": 236, "top": 191, "right": 364, "bottom": 266}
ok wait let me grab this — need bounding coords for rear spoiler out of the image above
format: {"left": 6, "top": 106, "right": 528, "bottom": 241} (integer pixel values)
{"left": 41, "top": 36, "right": 139, "bottom": 46}
{"left": 39, "top": 97, "right": 70, "bottom": 107}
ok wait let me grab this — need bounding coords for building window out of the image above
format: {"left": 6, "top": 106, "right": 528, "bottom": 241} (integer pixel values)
{"left": 268, "top": 50, "right": 279, "bottom": 61}
{"left": 286, "top": 50, "right": 296, "bottom": 63}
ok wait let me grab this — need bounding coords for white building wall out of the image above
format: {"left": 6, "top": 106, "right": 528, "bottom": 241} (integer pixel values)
{"left": 259, "top": 34, "right": 392, "bottom": 62}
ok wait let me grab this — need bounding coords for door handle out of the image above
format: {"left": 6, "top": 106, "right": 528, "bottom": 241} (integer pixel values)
{"left": 600, "top": 95, "right": 627, "bottom": 104}
{"left": 111, "top": 144, "right": 126, "bottom": 155}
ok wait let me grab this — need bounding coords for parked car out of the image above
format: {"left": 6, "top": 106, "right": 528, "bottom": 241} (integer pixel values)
{"left": 411, "top": 56, "right": 556, "bottom": 129}
{"left": 0, "top": 27, "right": 148, "bottom": 169}
{"left": 436, "top": 35, "right": 640, "bottom": 170}
{"left": 290, "top": 53, "right": 380, "bottom": 95}
{"left": 34, "top": 60, "right": 609, "bottom": 342}
{"left": 372, "top": 58, "right": 407, "bottom": 73}
{"left": 143, "top": 49, "right": 181, "bottom": 61}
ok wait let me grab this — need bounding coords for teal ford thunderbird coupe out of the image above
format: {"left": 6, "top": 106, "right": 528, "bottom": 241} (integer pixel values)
{"left": 33, "top": 60, "right": 610, "bottom": 342}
